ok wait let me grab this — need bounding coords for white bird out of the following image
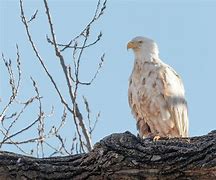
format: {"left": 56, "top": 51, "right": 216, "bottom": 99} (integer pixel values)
{"left": 127, "top": 36, "right": 188, "bottom": 139}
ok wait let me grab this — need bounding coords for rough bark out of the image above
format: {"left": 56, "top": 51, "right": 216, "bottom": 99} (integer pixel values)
{"left": 0, "top": 130, "right": 216, "bottom": 180}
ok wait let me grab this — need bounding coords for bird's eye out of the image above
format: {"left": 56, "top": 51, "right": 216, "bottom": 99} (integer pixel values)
{"left": 138, "top": 41, "right": 143, "bottom": 43}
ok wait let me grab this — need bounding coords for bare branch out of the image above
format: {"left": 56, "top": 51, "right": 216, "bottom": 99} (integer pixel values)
{"left": 43, "top": 0, "right": 92, "bottom": 152}
{"left": 70, "top": 133, "right": 77, "bottom": 154}
{"left": 47, "top": 107, "right": 67, "bottom": 137}
{"left": 59, "top": 0, "right": 107, "bottom": 52}
{"left": 0, "top": 117, "right": 40, "bottom": 146}
{"left": 3, "top": 137, "right": 40, "bottom": 145}
{"left": 27, "top": 9, "right": 38, "bottom": 23}
{"left": 30, "top": 77, "right": 45, "bottom": 157}
{"left": 1, "top": 54, "right": 19, "bottom": 118}
{"left": 19, "top": 0, "right": 72, "bottom": 115}
{"left": 46, "top": 32, "right": 102, "bottom": 50}
{"left": 73, "top": 28, "right": 89, "bottom": 98}
{"left": 4, "top": 112, "right": 17, "bottom": 120}
{"left": 90, "top": 111, "right": 101, "bottom": 135}
{"left": 1, "top": 95, "right": 39, "bottom": 147}
{"left": 15, "top": 45, "right": 21, "bottom": 93}
{"left": 88, "top": 53, "right": 105, "bottom": 85}
{"left": 44, "top": 141, "right": 65, "bottom": 157}
{"left": 55, "top": 134, "right": 70, "bottom": 155}
{"left": 83, "top": 96, "right": 91, "bottom": 134}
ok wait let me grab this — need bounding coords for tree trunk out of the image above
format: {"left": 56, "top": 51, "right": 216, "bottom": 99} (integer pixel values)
{"left": 0, "top": 130, "right": 216, "bottom": 180}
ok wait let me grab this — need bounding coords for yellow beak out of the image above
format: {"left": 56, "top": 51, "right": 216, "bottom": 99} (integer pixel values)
{"left": 127, "top": 41, "right": 137, "bottom": 50}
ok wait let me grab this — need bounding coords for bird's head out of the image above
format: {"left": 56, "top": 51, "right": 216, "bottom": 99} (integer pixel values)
{"left": 127, "top": 36, "right": 159, "bottom": 60}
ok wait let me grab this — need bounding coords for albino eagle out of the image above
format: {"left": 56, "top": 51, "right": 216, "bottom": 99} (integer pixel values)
{"left": 127, "top": 36, "right": 188, "bottom": 139}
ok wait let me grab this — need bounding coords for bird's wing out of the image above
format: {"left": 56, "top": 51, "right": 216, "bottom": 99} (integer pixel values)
{"left": 129, "top": 61, "right": 188, "bottom": 137}
{"left": 156, "top": 64, "right": 189, "bottom": 137}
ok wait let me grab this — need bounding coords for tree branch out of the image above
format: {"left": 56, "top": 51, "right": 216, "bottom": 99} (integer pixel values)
{"left": 0, "top": 131, "right": 215, "bottom": 179}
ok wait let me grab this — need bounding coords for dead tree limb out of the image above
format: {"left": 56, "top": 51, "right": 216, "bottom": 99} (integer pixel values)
{"left": 0, "top": 130, "right": 215, "bottom": 180}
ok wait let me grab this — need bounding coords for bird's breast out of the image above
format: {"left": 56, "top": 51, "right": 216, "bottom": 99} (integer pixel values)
{"left": 129, "top": 63, "right": 161, "bottom": 104}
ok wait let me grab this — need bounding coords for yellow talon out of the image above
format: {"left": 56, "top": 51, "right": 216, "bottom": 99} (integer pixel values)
{"left": 153, "top": 135, "right": 160, "bottom": 141}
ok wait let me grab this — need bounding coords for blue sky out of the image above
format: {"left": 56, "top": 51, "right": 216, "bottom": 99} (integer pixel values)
{"left": 1, "top": 0, "right": 216, "bottom": 155}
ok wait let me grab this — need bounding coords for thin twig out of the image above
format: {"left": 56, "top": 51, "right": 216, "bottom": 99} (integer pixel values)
{"left": 1, "top": 95, "right": 39, "bottom": 147}
{"left": 83, "top": 96, "right": 91, "bottom": 135}
{"left": 0, "top": 54, "right": 19, "bottom": 119}
{"left": 55, "top": 134, "right": 70, "bottom": 155}
{"left": 60, "top": 0, "right": 107, "bottom": 52}
{"left": 73, "top": 29, "right": 89, "bottom": 98}
{"left": 31, "top": 77, "right": 45, "bottom": 158}
{"left": 46, "top": 32, "right": 102, "bottom": 50}
{"left": 90, "top": 111, "right": 100, "bottom": 135}
{"left": 0, "top": 117, "right": 40, "bottom": 145}
{"left": 27, "top": 9, "right": 38, "bottom": 23}
{"left": 3, "top": 137, "right": 40, "bottom": 145}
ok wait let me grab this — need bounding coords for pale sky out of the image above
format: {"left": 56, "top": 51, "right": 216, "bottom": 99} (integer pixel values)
{"left": 1, "top": 0, "right": 216, "bottom": 155}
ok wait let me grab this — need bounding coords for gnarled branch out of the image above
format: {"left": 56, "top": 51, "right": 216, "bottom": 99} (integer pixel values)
{"left": 0, "top": 130, "right": 215, "bottom": 179}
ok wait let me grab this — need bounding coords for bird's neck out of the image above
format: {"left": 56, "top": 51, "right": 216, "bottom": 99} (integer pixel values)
{"left": 134, "top": 47, "right": 159, "bottom": 63}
